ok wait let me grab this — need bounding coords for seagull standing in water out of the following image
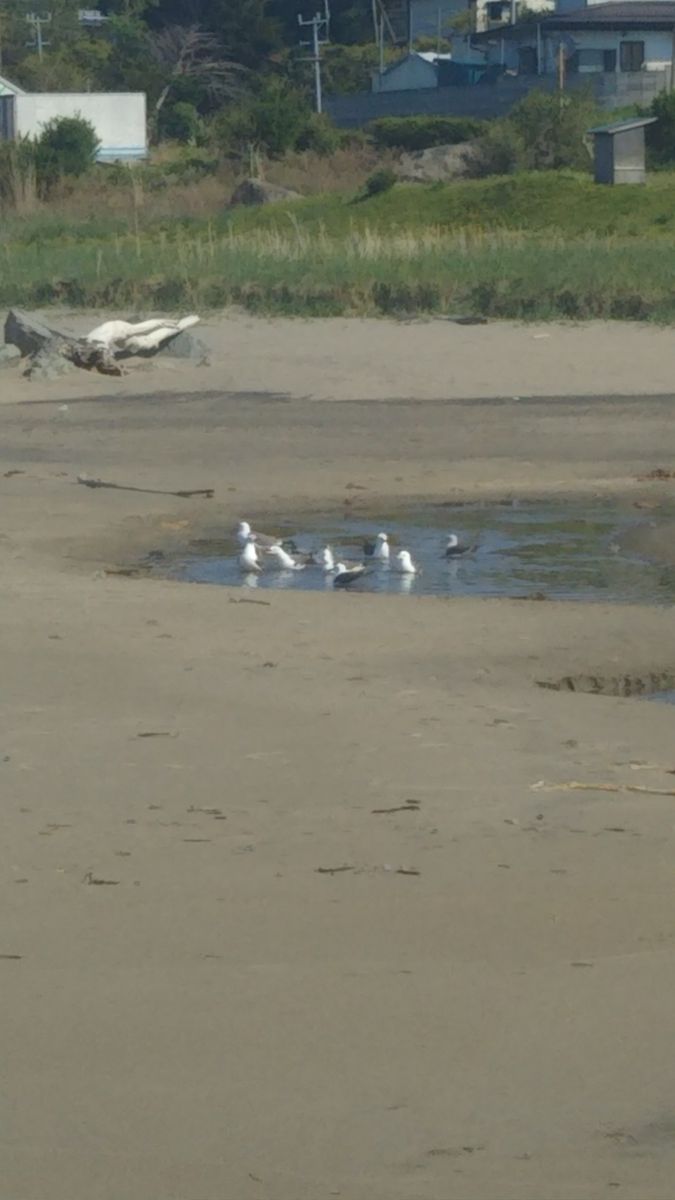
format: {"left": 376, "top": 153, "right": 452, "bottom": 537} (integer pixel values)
{"left": 333, "top": 562, "right": 367, "bottom": 588}
{"left": 393, "top": 549, "right": 417, "bottom": 575}
{"left": 235, "top": 520, "right": 281, "bottom": 550}
{"left": 239, "top": 539, "right": 262, "bottom": 573}
{"left": 444, "top": 534, "right": 477, "bottom": 558}
{"left": 265, "top": 545, "right": 305, "bottom": 571}
{"left": 364, "top": 532, "right": 390, "bottom": 562}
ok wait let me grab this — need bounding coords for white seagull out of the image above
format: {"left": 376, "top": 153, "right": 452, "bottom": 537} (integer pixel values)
{"left": 333, "top": 562, "right": 367, "bottom": 588}
{"left": 394, "top": 549, "right": 417, "bottom": 575}
{"left": 364, "top": 532, "right": 390, "bottom": 562}
{"left": 85, "top": 315, "right": 200, "bottom": 357}
{"left": 235, "top": 520, "right": 281, "bottom": 550}
{"left": 444, "top": 534, "right": 478, "bottom": 558}
{"left": 239, "top": 539, "right": 262, "bottom": 573}
{"left": 265, "top": 545, "right": 305, "bottom": 571}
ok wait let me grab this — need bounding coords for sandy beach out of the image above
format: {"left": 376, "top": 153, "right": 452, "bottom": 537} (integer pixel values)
{"left": 4, "top": 314, "right": 675, "bottom": 1200}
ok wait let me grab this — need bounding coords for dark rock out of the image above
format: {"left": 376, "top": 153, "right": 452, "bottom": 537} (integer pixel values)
{"left": 5, "top": 309, "right": 68, "bottom": 357}
{"left": 154, "top": 329, "right": 210, "bottom": 365}
{"left": 0, "top": 344, "right": 21, "bottom": 369}
{"left": 229, "top": 178, "right": 302, "bottom": 208}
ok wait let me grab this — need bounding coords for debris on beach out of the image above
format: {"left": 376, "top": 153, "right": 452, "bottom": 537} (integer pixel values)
{"left": 3, "top": 308, "right": 209, "bottom": 379}
{"left": 77, "top": 474, "right": 214, "bottom": 499}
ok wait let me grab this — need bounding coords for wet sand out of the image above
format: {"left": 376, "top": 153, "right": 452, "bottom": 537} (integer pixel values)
{"left": 4, "top": 316, "right": 675, "bottom": 1200}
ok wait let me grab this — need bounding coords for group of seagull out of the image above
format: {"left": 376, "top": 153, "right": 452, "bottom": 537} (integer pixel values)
{"left": 235, "top": 521, "right": 476, "bottom": 588}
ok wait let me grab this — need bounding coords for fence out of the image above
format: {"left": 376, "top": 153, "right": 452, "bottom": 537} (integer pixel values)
{"left": 326, "top": 69, "right": 670, "bottom": 125}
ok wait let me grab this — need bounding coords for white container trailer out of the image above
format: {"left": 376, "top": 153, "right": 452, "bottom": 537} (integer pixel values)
{"left": 0, "top": 92, "right": 146, "bottom": 161}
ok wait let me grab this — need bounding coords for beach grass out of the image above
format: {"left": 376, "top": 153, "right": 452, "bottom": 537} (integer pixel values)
{"left": 4, "top": 171, "right": 675, "bottom": 319}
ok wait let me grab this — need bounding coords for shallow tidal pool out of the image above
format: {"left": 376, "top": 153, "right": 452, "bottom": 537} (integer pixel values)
{"left": 152, "top": 499, "right": 675, "bottom": 606}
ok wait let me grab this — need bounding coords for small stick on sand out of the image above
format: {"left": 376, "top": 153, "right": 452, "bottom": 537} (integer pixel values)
{"left": 77, "top": 474, "right": 214, "bottom": 499}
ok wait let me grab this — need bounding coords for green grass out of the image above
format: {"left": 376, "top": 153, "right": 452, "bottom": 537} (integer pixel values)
{"left": 4, "top": 171, "right": 675, "bottom": 318}
{"left": 220, "top": 171, "right": 675, "bottom": 240}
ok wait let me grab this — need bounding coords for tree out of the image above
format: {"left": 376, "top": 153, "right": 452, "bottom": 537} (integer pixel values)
{"left": 271, "top": 0, "right": 372, "bottom": 44}
{"left": 99, "top": 15, "right": 165, "bottom": 95}
{"left": 508, "top": 87, "right": 597, "bottom": 171}
{"left": 216, "top": 75, "right": 311, "bottom": 157}
{"left": 148, "top": 25, "right": 244, "bottom": 135}
{"left": 148, "top": 0, "right": 281, "bottom": 67}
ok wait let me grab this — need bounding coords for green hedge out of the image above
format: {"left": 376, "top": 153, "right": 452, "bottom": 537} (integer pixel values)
{"left": 368, "top": 115, "right": 487, "bottom": 151}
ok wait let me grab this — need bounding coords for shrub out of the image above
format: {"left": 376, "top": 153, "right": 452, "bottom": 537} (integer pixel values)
{"left": 362, "top": 166, "right": 397, "bottom": 196}
{"left": 0, "top": 139, "right": 38, "bottom": 212}
{"left": 647, "top": 90, "right": 675, "bottom": 164}
{"left": 469, "top": 121, "right": 527, "bottom": 177}
{"left": 508, "top": 87, "right": 598, "bottom": 171}
{"left": 368, "top": 115, "right": 487, "bottom": 151}
{"left": 160, "top": 101, "right": 203, "bottom": 145}
{"left": 34, "top": 115, "right": 99, "bottom": 195}
{"left": 296, "top": 112, "right": 341, "bottom": 156}
{"left": 217, "top": 78, "right": 312, "bottom": 158}
{"left": 469, "top": 89, "right": 598, "bottom": 178}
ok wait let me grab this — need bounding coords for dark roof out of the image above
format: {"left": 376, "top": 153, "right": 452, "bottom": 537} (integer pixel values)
{"left": 543, "top": 1, "right": 675, "bottom": 28}
{"left": 473, "top": 1, "right": 675, "bottom": 39}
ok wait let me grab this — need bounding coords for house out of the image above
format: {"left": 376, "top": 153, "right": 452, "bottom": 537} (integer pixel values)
{"left": 77, "top": 9, "right": 109, "bottom": 26}
{"left": 372, "top": 50, "right": 453, "bottom": 91}
{"left": 0, "top": 87, "right": 147, "bottom": 160}
{"left": 472, "top": 1, "right": 675, "bottom": 78}
{"left": 405, "top": 0, "right": 553, "bottom": 38}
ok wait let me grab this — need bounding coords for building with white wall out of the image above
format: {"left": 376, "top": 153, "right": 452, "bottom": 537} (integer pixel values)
{"left": 472, "top": 1, "right": 675, "bottom": 76}
{"left": 0, "top": 90, "right": 146, "bottom": 160}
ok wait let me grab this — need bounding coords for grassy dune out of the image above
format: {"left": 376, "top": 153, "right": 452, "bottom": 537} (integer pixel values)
{"left": 4, "top": 172, "right": 675, "bottom": 318}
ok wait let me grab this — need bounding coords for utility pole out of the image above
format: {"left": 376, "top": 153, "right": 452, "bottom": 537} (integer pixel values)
{"left": 298, "top": 2, "right": 330, "bottom": 115}
{"left": 26, "top": 12, "right": 51, "bottom": 61}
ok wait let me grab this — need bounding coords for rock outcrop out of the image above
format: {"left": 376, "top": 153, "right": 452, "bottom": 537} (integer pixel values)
{"left": 396, "top": 142, "right": 478, "bottom": 184}
{"left": 4, "top": 309, "right": 68, "bottom": 358}
{"left": 229, "top": 178, "right": 302, "bottom": 208}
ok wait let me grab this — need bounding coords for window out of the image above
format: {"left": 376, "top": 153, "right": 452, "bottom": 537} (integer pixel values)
{"left": 487, "top": 1, "right": 506, "bottom": 21}
{"left": 569, "top": 48, "right": 617, "bottom": 74}
{"left": 620, "top": 41, "right": 644, "bottom": 71}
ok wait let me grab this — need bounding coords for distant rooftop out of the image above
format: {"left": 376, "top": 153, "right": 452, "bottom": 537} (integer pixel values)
{"left": 587, "top": 116, "right": 657, "bottom": 133}
{"left": 473, "top": 1, "right": 675, "bottom": 37}
{"left": 546, "top": 1, "right": 675, "bottom": 25}
{"left": 376, "top": 49, "right": 452, "bottom": 77}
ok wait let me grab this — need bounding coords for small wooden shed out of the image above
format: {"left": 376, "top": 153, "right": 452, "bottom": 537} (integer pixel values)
{"left": 587, "top": 116, "right": 657, "bottom": 186}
